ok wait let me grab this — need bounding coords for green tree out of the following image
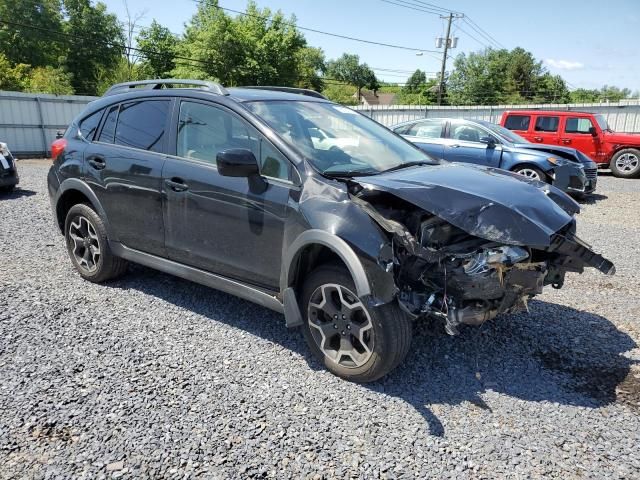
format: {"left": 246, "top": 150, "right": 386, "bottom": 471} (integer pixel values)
{"left": 62, "top": 0, "right": 125, "bottom": 95}
{"left": 294, "top": 46, "right": 325, "bottom": 91}
{"left": 0, "top": 0, "right": 65, "bottom": 68}
{"left": 26, "top": 66, "right": 74, "bottom": 94}
{"left": 325, "top": 53, "right": 378, "bottom": 101}
{"left": 136, "top": 20, "right": 179, "bottom": 78}
{"left": 534, "top": 72, "right": 569, "bottom": 103}
{"left": 403, "top": 69, "right": 427, "bottom": 93}
{"left": 0, "top": 53, "right": 29, "bottom": 91}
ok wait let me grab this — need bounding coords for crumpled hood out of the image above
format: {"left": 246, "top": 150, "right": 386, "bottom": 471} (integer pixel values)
{"left": 512, "top": 143, "right": 596, "bottom": 167}
{"left": 355, "top": 162, "right": 580, "bottom": 248}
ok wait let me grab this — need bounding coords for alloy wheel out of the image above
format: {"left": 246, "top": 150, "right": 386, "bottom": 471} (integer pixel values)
{"left": 615, "top": 153, "right": 639, "bottom": 174}
{"left": 307, "top": 283, "right": 374, "bottom": 368}
{"left": 68, "top": 215, "right": 101, "bottom": 273}
{"left": 516, "top": 168, "right": 542, "bottom": 181}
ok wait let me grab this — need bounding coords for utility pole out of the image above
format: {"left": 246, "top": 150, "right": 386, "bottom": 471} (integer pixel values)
{"left": 436, "top": 13, "right": 462, "bottom": 105}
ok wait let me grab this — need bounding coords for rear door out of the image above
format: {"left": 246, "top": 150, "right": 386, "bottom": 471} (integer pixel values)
{"left": 395, "top": 119, "right": 446, "bottom": 159}
{"left": 162, "top": 99, "right": 292, "bottom": 289}
{"left": 85, "top": 98, "right": 172, "bottom": 256}
{"left": 560, "top": 116, "right": 599, "bottom": 160}
{"left": 442, "top": 120, "right": 502, "bottom": 168}
{"left": 531, "top": 115, "right": 560, "bottom": 145}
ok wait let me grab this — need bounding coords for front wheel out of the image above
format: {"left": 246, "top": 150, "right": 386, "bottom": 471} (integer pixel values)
{"left": 300, "top": 264, "right": 412, "bottom": 383}
{"left": 610, "top": 148, "right": 640, "bottom": 178}
{"left": 513, "top": 165, "right": 548, "bottom": 183}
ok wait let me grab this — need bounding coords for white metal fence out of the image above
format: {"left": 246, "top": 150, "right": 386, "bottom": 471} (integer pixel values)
{"left": 2, "top": 90, "right": 639, "bottom": 156}
{"left": 0, "top": 91, "right": 97, "bottom": 157}
{"left": 352, "top": 100, "right": 640, "bottom": 131}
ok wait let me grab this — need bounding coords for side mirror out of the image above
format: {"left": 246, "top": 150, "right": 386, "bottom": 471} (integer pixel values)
{"left": 588, "top": 126, "right": 597, "bottom": 136}
{"left": 480, "top": 136, "right": 497, "bottom": 147}
{"left": 216, "top": 148, "right": 267, "bottom": 193}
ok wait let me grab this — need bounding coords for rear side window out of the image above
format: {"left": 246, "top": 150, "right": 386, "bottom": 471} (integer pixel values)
{"left": 504, "top": 115, "right": 530, "bottom": 131}
{"left": 534, "top": 116, "right": 559, "bottom": 132}
{"left": 79, "top": 109, "right": 104, "bottom": 140}
{"left": 400, "top": 119, "right": 445, "bottom": 139}
{"left": 565, "top": 117, "right": 594, "bottom": 134}
{"left": 115, "top": 100, "right": 170, "bottom": 153}
{"left": 98, "top": 105, "right": 119, "bottom": 143}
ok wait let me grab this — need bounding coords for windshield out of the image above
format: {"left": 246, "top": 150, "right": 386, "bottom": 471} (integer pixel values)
{"left": 476, "top": 120, "right": 529, "bottom": 144}
{"left": 595, "top": 114, "right": 611, "bottom": 131}
{"left": 244, "top": 100, "right": 435, "bottom": 176}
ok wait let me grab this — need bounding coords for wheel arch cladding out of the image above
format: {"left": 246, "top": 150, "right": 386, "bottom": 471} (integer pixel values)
{"left": 282, "top": 230, "right": 372, "bottom": 299}
{"left": 55, "top": 179, "right": 114, "bottom": 239}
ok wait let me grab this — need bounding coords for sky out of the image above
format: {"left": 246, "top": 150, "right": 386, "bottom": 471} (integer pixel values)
{"left": 103, "top": 0, "right": 640, "bottom": 92}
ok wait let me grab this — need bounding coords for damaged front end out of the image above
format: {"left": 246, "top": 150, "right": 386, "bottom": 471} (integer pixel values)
{"left": 350, "top": 179, "right": 615, "bottom": 335}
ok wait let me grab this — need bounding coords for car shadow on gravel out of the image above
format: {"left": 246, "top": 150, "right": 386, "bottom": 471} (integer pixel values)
{"left": 0, "top": 188, "right": 36, "bottom": 200}
{"left": 108, "top": 266, "right": 639, "bottom": 437}
{"left": 577, "top": 193, "right": 608, "bottom": 205}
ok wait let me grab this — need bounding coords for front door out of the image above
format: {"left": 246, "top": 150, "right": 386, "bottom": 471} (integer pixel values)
{"left": 443, "top": 121, "right": 502, "bottom": 168}
{"left": 85, "top": 99, "right": 172, "bottom": 256}
{"left": 560, "top": 116, "right": 600, "bottom": 160}
{"left": 162, "top": 100, "right": 293, "bottom": 289}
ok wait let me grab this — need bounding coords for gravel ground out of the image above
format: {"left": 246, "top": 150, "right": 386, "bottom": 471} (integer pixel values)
{"left": 1, "top": 161, "right": 639, "bottom": 479}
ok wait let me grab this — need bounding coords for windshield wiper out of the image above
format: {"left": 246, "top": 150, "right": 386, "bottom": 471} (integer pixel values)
{"left": 379, "top": 160, "right": 433, "bottom": 174}
{"left": 323, "top": 170, "right": 378, "bottom": 178}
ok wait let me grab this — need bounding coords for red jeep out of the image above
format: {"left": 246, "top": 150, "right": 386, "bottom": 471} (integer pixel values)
{"left": 500, "top": 110, "right": 640, "bottom": 178}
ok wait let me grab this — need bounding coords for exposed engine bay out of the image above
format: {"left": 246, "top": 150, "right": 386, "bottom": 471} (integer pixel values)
{"left": 349, "top": 187, "right": 615, "bottom": 335}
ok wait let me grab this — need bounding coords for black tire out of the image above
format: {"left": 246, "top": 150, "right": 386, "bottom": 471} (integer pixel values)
{"left": 610, "top": 148, "right": 640, "bottom": 178}
{"left": 300, "top": 264, "right": 412, "bottom": 383}
{"left": 512, "top": 165, "right": 548, "bottom": 183}
{"left": 64, "top": 203, "right": 128, "bottom": 283}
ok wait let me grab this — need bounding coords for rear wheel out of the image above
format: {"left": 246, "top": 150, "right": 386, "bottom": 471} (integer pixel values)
{"left": 300, "top": 264, "right": 412, "bottom": 383}
{"left": 610, "top": 148, "right": 640, "bottom": 178}
{"left": 513, "top": 165, "right": 548, "bottom": 183}
{"left": 64, "top": 203, "right": 128, "bottom": 283}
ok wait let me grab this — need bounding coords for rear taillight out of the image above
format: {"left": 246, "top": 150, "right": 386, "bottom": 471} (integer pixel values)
{"left": 50, "top": 138, "right": 67, "bottom": 159}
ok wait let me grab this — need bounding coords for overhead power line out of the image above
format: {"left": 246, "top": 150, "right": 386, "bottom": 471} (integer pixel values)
{"left": 206, "top": 2, "right": 441, "bottom": 54}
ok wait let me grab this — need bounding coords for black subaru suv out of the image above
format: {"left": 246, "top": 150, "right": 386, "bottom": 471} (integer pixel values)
{"left": 48, "top": 80, "right": 615, "bottom": 382}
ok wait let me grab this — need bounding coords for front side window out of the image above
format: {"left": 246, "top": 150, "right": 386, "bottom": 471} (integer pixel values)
{"left": 450, "top": 123, "right": 488, "bottom": 143}
{"left": 98, "top": 105, "right": 119, "bottom": 143}
{"left": 504, "top": 115, "right": 530, "bottom": 131}
{"left": 79, "top": 109, "right": 104, "bottom": 140}
{"left": 115, "top": 100, "right": 170, "bottom": 152}
{"left": 565, "top": 117, "right": 594, "bottom": 134}
{"left": 177, "top": 101, "right": 290, "bottom": 180}
{"left": 534, "top": 116, "right": 559, "bottom": 132}
{"left": 244, "top": 101, "right": 433, "bottom": 176}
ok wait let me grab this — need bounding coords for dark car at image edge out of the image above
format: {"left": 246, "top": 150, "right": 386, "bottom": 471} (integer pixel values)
{"left": 0, "top": 141, "right": 19, "bottom": 191}
{"left": 47, "top": 79, "right": 615, "bottom": 382}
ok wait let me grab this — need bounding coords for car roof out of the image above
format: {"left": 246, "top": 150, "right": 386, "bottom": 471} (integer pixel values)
{"left": 227, "top": 87, "right": 329, "bottom": 103}
{"left": 503, "top": 110, "right": 595, "bottom": 116}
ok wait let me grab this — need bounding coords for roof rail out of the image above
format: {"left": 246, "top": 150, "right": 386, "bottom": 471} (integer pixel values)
{"left": 242, "top": 86, "right": 327, "bottom": 100}
{"left": 103, "top": 79, "right": 229, "bottom": 97}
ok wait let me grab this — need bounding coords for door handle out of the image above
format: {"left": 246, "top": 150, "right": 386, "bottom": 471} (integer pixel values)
{"left": 87, "top": 155, "right": 106, "bottom": 170}
{"left": 165, "top": 177, "right": 189, "bottom": 192}
{"left": 533, "top": 136, "right": 543, "bottom": 142}
{"left": 561, "top": 138, "right": 572, "bottom": 144}
{"left": 450, "top": 144, "right": 460, "bottom": 148}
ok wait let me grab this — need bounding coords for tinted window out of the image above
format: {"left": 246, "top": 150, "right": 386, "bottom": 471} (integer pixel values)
{"left": 115, "top": 100, "right": 170, "bottom": 152}
{"left": 402, "top": 120, "right": 445, "bottom": 139}
{"left": 79, "top": 109, "right": 104, "bottom": 140}
{"left": 177, "top": 101, "right": 290, "bottom": 180}
{"left": 565, "top": 117, "right": 594, "bottom": 134}
{"left": 98, "top": 105, "right": 118, "bottom": 143}
{"left": 534, "top": 116, "right": 559, "bottom": 132}
{"left": 504, "top": 115, "right": 530, "bottom": 131}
